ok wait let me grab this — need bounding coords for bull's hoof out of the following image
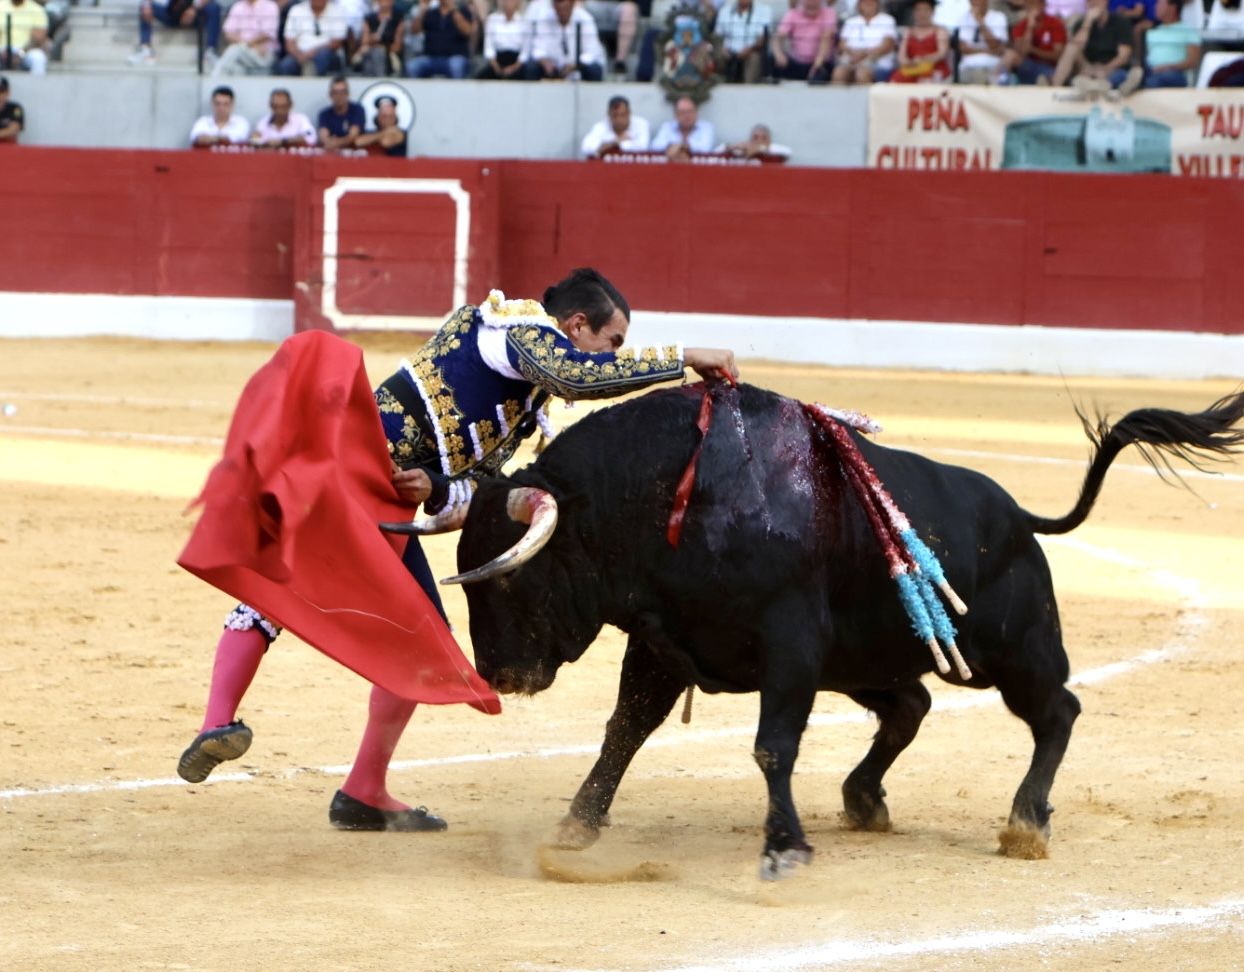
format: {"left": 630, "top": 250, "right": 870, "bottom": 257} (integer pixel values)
{"left": 997, "top": 818, "right": 1051, "bottom": 860}
{"left": 553, "top": 814, "right": 601, "bottom": 851}
{"left": 758, "top": 845, "right": 813, "bottom": 882}
{"left": 840, "top": 786, "right": 892, "bottom": 833}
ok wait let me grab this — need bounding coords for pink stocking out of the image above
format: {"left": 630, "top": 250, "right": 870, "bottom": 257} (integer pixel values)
{"left": 340, "top": 684, "right": 417, "bottom": 812}
{"left": 200, "top": 627, "right": 268, "bottom": 731}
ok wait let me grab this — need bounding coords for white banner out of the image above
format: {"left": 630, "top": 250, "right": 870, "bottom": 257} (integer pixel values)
{"left": 867, "top": 85, "right": 1244, "bottom": 177}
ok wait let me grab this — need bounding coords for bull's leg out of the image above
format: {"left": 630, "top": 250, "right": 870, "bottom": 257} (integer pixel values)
{"left": 992, "top": 640, "right": 1082, "bottom": 859}
{"left": 557, "top": 636, "right": 685, "bottom": 850}
{"left": 755, "top": 663, "right": 819, "bottom": 880}
{"left": 841, "top": 682, "right": 932, "bottom": 832}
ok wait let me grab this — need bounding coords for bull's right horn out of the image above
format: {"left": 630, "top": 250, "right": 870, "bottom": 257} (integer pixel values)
{"left": 441, "top": 487, "right": 558, "bottom": 585}
{"left": 380, "top": 502, "right": 470, "bottom": 536}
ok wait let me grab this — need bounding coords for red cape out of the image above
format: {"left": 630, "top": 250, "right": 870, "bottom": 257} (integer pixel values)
{"left": 178, "top": 330, "right": 500, "bottom": 715}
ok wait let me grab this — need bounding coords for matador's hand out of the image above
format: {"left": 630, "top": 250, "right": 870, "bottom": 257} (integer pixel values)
{"left": 392, "top": 465, "right": 433, "bottom": 505}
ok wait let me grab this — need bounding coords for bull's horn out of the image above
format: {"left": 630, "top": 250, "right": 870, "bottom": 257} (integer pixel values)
{"left": 380, "top": 502, "right": 470, "bottom": 536}
{"left": 441, "top": 487, "right": 558, "bottom": 585}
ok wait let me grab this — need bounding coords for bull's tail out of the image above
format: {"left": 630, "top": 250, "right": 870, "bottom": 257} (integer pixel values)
{"left": 1028, "top": 390, "right": 1244, "bottom": 535}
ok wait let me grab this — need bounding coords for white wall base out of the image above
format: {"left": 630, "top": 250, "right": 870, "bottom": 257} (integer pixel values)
{"left": 628, "top": 312, "right": 1243, "bottom": 380}
{"left": 0, "top": 293, "right": 294, "bottom": 343}
{"left": 1, "top": 293, "right": 1238, "bottom": 379}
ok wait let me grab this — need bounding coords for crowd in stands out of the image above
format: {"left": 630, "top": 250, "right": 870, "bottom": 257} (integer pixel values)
{"left": 579, "top": 91, "right": 791, "bottom": 158}
{"left": 187, "top": 75, "right": 408, "bottom": 152}
{"left": 0, "top": 0, "right": 1239, "bottom": 89}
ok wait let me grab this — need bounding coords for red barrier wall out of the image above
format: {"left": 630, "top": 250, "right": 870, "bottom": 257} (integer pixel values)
{"left": 2, "top": 148, "right": 1241, "bottom": 335}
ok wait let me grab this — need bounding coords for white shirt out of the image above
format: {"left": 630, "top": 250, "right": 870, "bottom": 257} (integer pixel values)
{"left": 933, "top": 0, "right": 970, "bottom": 30}
{"left": 283, "top": 0, "right": 348, "bottom": 56}
{"left": 189, "top": 113, "right": 251, "bottom": 145}
{"left": 252, "top": 111, "right": 317, "bottom": 144}
{"left": 483, "top": 9, "right": 532, "bottom": 59}
{"left": 580, "top": 115, "right": 651, "bottom": 156}
{"left": 838, "top": 11, "right": 897, "bottom": 69}
{"left": 1207, "top": 0, "right": 1244, "bottom": 32}
{"left": 955, "top": 8, "right": 1007, "bottom": 71}
{"left": 650, "top": 118, "right": 716, "bottom": 154}
{"left": 715, "top": 1, "right": 773, "bottom": 54}
{"left": 530, "top": 6, "right": 605, "bottom": 68}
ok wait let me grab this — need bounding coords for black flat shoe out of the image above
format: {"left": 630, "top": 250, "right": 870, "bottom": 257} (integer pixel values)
{"left": 177, "top": 721, "right": 253, "bottom": 783}
{"left": 328, "top": 790, "right": 448, "bottom": 833}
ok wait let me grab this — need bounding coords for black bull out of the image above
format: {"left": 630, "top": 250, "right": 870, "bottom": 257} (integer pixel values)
{"left": 436, "top": 384, "right": 1244, "bottom": 876}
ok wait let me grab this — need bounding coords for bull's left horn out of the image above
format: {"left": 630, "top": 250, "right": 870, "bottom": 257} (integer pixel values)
{"left": 441, "top": 487, "right": 558, "bottom": 585}
{"left": 380, "top": 502, "right": 470, "bottom": 536}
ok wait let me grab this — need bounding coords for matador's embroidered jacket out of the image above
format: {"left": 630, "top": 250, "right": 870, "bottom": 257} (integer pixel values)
{"left": 375, "top": 291, "right": 685, "bottom": 510}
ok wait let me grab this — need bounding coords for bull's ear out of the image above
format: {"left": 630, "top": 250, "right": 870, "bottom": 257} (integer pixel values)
{"left": 441, "top": 488, "right": 558, "bottom": 585}
{"left": 380, "top": 503, "right": 470, "bottom": 536}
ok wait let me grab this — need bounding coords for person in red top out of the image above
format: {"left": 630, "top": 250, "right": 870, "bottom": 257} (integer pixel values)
{"left": 1001, "top": 0, "right": 1068, "bottom": 84}
{"left": 890, "top": 0, "right": 950, "bottom": 83}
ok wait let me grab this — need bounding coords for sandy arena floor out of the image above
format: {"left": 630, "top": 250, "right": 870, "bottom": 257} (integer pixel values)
{"left": 1, "top": 335, "right": 1242, "bottom": 972}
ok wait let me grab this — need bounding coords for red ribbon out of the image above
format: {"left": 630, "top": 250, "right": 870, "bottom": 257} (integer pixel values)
{"left": 667, "top": 372, "right": 735, "bottom": 548}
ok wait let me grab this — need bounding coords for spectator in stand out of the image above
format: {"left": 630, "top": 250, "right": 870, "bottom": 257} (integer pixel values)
{"left": 583, "top": 0, "right": 640, "bottom": 74}
{"left": 0, "top": 0, "right": 49, "bottom": 74}
{"left": 1110, "top": 0, "right": 1156, "bottom": 61}
{"left": 529, "top": 0, "right": 607, "bottom": 80}
{"left": 1208, "top": 0, "right": 1244, "bottom": 30}
{"left": 317, "top": 75, "right": 365, "bottom": 148}
{"left": 717, "top": 0, "right": 774, "bottom": 83}
{"left": 771, "top": 0, "right": 838, "bottom": 83}
{"left": 891, "top": 0, "right": 950, "bottom": 81}
{"left": 277, "top": 0, "right": 347, "bottom": 76}
{"left": 476, "top": 0, "right": 531, "bottom": 79}
{"left": 1000, "top": 0, "right": 1066, "bottom": 84}
{"left": 650, "top": 94, "right": 715, "bottom": 159}
{"left": 721, "top": 122, "right": 792, "bottom": 158}
{"left": 190, "top": 85, "right": 251, "bottom": 146}
{"left": 1051, "top": 0, "right": 1141, "bottom": 91}
{"left": 831, "top": 0, "right": 897, "bottom": 83}
{"left": 1141, "top": 0, "right": 1199, "bottom": 84}
{"left": 406, "top": 0, "right": 476, "bottom": 78}
{"left": 355, "top": 95, "right": 409, "bottom": 155}
{"left": 0, "top": 76, "right": 22, "bottom": 144}
{"left": 251, "top": 87, "right": 317, "bottom": 147}
{"left": 130, "top": 0, "right": 223, "bottom": 67}
{"left": 211, "top": 0, "right": 280, "bottom": 76}
{"left": 351, "top": 0, "right": 407, "bottom": 75}
{"left": 954, "top": 0, "right": 1009, "bottom": 82}
{"left": 580, "top": 93, "right": 650, "bottom": 156}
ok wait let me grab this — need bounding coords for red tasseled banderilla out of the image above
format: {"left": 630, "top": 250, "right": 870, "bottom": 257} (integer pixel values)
{"left": 667, "top": 372, "right": 737, "bottom": 548}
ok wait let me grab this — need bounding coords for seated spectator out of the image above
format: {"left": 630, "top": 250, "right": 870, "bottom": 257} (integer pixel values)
{"left": 1207, "top": 0, "right": 1244, "bottom": 30}
{"left": 580, "top": 94, "right": 650, "bottom": 156}
{"left": 1051, "top": 0, "right": 1141, "bottom": 91}
{"left": 211, "top": 0, "right": 280, "bottom": 76}
{"left": 1000, "top": 0, "right": 1066, "bottom": 84}
{"left": 129, "top": 0, "right": 223, "bottom": 67}
{"left": 721, "top": 122, "right": 792, "bottom": 158}
{"left": 317, "top": 75, "right": 365, "bottom": 148}
{"left": 1142, "top": 0, "right": 1199, "bottom": 85}
{"left": 529, "top": 0, "right": 606, "bottom": 80}
{"left": 0, "top": 75, "right": 22, "bottom": 144}
{"left": 355, "top": 95, "right": 409, "bottom": 155}
{"left": 351, "top": 0, "right": 407, "bottom": 76}
{"left": 1110, "top": 0, "right": 1156, "bottom": 59}
{"left": 954, "top": 0, "right": 1008, "bottom": 82}
{"left": 832, "top": 0, "right": 897, "bottom": 83}
{"left": 891, "top": 0, "right": 950, "bottom": 81}
{"left": 583, "top": 0, "right": 639, "bottom": 74}
{"left": 0, "top": 0, "right": 49, "bottom": 75}
{"left": 189, "top": 85, "right": 251, "bottom": 146}
{"left": 771, "top": 0, "right": 837, "bottom": 82}
{"left": 650, "top": 94, "right": 715, "bottom": 159}
{"left": 276, "top": 0, "right": 347, "bottom": 76}
{"left": 476, "top": 0, "right": 531, "bottom": 79}
{"left": 717, "top": 0, "right": 774, "bottom": 83}
{"left": 406, "top": 0, "right": 475, "bottom": 79}
{"left": 250, "top": 87, "right": 317, "bottom": 148}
